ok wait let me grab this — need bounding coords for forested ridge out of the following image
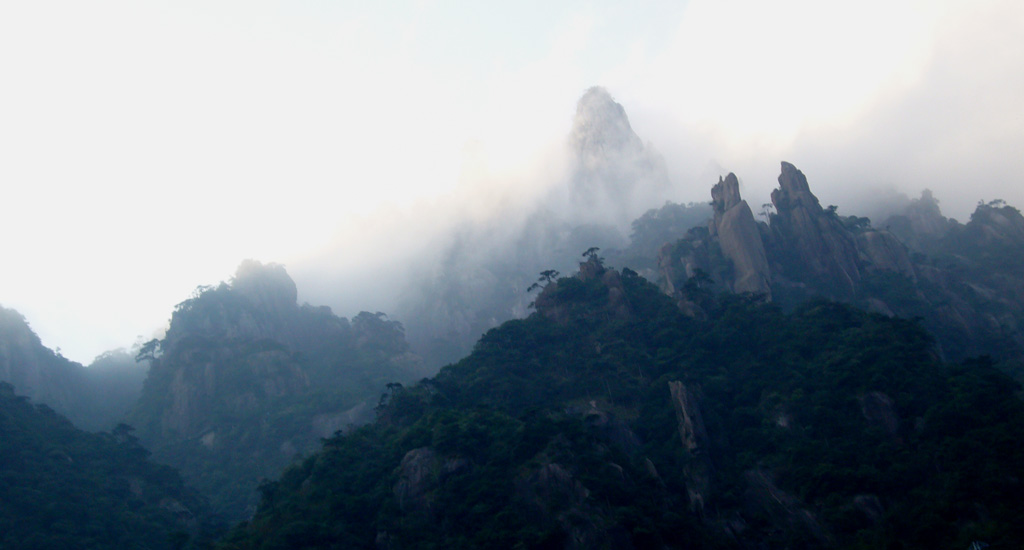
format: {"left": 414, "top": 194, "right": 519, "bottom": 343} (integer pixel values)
{"left": 220, "top": 260, "right": 1024, "bottom": 549}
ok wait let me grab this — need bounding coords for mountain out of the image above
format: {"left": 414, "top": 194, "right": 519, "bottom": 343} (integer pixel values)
{"left": 659, "top": 162, "right": 1024, "bottom": 365}
{"left": 398, "top": 87, "right": 679, "bottom": 369}
{"left": 129, "top": 260, "right": 426, "bottom": 520}
{"left": 567, "top": 86, "right": 671, "bottom": 226}
{"left": 0, "top": 305, "right": 148, "bottom": 431}
{"left": 0, "top": 381, "right": 215, "bottom": 549}
{"left": 219, "top": 258, "right": 1024, "bottom": 549}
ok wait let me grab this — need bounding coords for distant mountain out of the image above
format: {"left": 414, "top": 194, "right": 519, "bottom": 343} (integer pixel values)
{"left": 221, "top": 258, "right": 1024, "bottom": 549}
{"left": 129, "top": 260, "right": 426, "bottom": 520}
{"left": 0, "top": 306, "right": 147, "bottom": 431}
{"left": 0, "top": 381, "right": 214, "bottom": 549}
{"left": 567, "top": 86, "right": 671, "bottom": 226}
{"left": 398, "top": 87, "right": 681, "bottom": 368}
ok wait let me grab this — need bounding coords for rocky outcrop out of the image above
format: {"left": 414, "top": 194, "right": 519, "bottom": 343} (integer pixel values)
{"left": 710, "top": 174, "right": 772, "bottom": 296}
{"left": 231, "top": 259, "right": 298, "bottom": 314}
{"left": 855, "top": 230, "right": 917, "bottom": 281}
{"left": 884, "top": 190, "right": 956, "bottom": 253}
{"left": 656, "top": 174, "right": 770, "bottom": 301}
{"left": 669, "top": 381, "right": 711, "bottom": 513}
{"left": 858, "top": 391, "right": 901, "bottom": 441}
{"left": 769, "top": 162, "right": 863, "bottom": 297}
{"left": 963, "top": 200, "right": 1024, "bottom": 248}
{"left": 651, "top": 162, "right": 1024, "bottom": 362}
{"left": 743, "top": 468, "right": 832, "bottom": 546}
{"left": 534, "top": 257, "right": 633, "bottom": 324}
{"left": 159, "top": 348, "right": 309, "bottom": 438}
{"left": 393, "top": 447, "right": 468, "bottom": 514}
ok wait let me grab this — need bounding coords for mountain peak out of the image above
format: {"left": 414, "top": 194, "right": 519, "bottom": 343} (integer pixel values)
{"left": 566, "top": 87, "right": 669, "bottom": 224}
{"left": 569, "top": 86, "right": 643, "bottom": 161}
{"left": 231, "top": 259, "right": 298, "bottom": 312}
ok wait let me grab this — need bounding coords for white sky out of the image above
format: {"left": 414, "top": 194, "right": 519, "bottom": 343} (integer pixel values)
{"left": 1, "top": 0, "right": 1022, "bottom": 364}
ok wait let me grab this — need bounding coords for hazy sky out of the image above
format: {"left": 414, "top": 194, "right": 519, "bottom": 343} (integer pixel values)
{"left": 2, "top": 0, "right": 1022, "bottom": 364}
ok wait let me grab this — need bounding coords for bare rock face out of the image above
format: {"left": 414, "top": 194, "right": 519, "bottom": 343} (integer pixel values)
{"left": 855, "top": 230, "right": 917, "bottom": 281}
{"left": 160, "top": 348, "right": 309, "bottom": 438}
{"left": 656, "top": 174, "right": 770, "bottom": 301}
{"left": 743, "top": 467, "right": 832, "bottom": 546}
{"left": 770, "top": 162, "right": 863, "bottom": 297}
{"left": 669, "top": 380, "right": 711, "bottom": 513}
{"left": 394, "top": 447, "right": 440, "bottom": 514}
{"left": 858, "top": 391, "right": 901, "bottom": 441}
{"left": 711, "top": 174, "right": 772, "bottom": 296}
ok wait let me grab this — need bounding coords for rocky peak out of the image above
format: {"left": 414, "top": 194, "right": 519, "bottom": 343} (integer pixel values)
{"left": 966, "top": 200, "right": 1024, "bottom": 247}
{"left": 566, "top": 87, "right": 670, "bottom": 225}
{"left": 711, "top": 173, "right": 743, "bottom": 215}
{"left": 771, "top": 161, "right": 822, "bottom": 214}
{"left": 231, "top": 260, "right": 298, "bottom": 313}
{"left": 569, "top": 87, "right": 644, "bottom": 163}
{"left": 712, "top": 174, "right": 772, "bottom": 296}
{"left": 658, "top": 173, "right": 771, "bottom": 299}
{"left": 769, "top": 162, "right": 862, "bottom": 297}
{"left": 882, "top": 189, "right": 956, "bottom": 253}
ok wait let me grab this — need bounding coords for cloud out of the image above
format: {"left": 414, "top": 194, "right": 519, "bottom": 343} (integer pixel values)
{"left": 1, "top": 0, "right": 1022, "bottom": 362}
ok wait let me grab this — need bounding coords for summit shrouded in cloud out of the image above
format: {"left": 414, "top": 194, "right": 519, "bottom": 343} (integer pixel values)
{"left": 0, "top": 1, "right": 1022, "bottom": 362}
{"left": 567, "top": 86, "right": 670, "bottom": 225}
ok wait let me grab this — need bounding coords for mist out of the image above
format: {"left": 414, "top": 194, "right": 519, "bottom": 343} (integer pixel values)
{"left": 1, "top": 0, "right": 1022, "bottom": 364}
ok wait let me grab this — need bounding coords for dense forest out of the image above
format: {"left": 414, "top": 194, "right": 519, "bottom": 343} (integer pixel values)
{"left": 220, "top": 259, "right": 1024, "bottom": 549}
{"left": 0, "top": 381, "right": 217, "bottom": 549}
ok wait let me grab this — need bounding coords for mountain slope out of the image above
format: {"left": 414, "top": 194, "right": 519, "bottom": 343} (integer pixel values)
{"left": 0, "top": 381, "right": 213, "bottom": 549}
{"left": 397, "top": 86, "right": 678, "bottom": 369}
{"left": 220, "top": 259, "right": 1024, "bottom": 549}
{"left": 130, "top": 260, "right": 426, "bottom": 520}
{"left": 0, "top": 306, "right": 148, "bottom": 431}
